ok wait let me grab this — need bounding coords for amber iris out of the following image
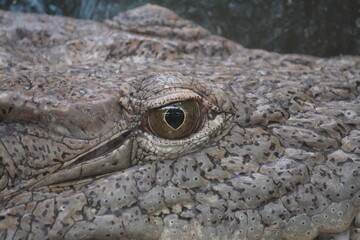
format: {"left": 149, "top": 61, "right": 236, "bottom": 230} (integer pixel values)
{"left": 147, "top": 100, "right": 201, "bottom": 140}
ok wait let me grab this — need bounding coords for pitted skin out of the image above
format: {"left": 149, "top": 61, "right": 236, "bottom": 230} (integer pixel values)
{"left": 0, "top": 4, "right": 360, "bottom": 240}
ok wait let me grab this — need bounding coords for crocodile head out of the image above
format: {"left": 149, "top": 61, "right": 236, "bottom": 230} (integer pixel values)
{"left": 0, "top": 4, "right": 360, "bottom": 240}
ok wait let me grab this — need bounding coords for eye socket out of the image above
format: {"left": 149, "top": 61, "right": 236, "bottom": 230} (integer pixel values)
{"left": 147, "top": 100, "right": 202, "bottom": 140}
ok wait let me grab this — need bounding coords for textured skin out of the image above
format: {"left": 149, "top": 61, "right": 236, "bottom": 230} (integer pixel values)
{"left": 0, "top": 4, "right": 360, "bottom": 240}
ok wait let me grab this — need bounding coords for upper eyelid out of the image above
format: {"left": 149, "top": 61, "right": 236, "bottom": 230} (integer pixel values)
{"left": 146, "top": 90, "right": 200, "bottom": 108}
{"left": 145, "top": 89, "right": 221, "bottom": 112}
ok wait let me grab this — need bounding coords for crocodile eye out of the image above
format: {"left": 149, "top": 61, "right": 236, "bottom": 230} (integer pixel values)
{"left": 147, "top": 100, "right": 201, "bottom": 139}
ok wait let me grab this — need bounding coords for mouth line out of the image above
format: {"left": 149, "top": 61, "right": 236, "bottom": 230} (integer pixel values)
{"left": 29, "top": 129, "right": 133, "bottom": 190}
{"left": 68, "top": 129, "right": 132, "bottom": 167}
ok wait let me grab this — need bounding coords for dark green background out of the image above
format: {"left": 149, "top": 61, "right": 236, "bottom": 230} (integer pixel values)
{"left": 1, "top": 0, "right": 359, "bottom": 57}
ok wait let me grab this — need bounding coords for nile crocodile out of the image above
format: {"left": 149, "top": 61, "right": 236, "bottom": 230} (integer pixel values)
{"left": 0, "top": 4, "right": 360, "bottom": 240}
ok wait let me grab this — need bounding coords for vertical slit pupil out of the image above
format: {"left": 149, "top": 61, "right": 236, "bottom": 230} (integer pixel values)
{"left": 165, "top": 107, "right": 184, "bottom": 129}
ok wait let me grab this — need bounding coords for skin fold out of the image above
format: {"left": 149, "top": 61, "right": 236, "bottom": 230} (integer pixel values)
{"left": 0, "top": 4, "right": 360, "bottom": 240}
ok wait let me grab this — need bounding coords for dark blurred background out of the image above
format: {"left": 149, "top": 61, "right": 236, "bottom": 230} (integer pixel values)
{"left": 0, "top": 0, "right": 359, "bottom": 57}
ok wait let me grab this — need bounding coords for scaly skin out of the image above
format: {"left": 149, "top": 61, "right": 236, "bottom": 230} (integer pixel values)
{"left": 0, "top": 4, "right": 360, "bottom": 240}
